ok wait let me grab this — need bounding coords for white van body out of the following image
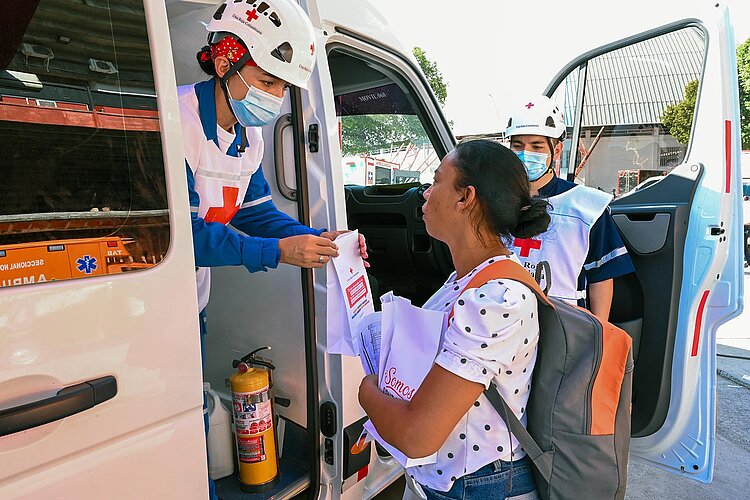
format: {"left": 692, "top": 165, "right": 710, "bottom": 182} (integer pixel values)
{"left": 0, "top": 0, "right": 743, "bottom": 498}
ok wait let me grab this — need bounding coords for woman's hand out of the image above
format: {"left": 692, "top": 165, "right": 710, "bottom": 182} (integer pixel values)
{"left": 278, "top": 234, "right": 339, "bottom": 268}
{"left": 358, "top": 365, "right": 485, "bottom": 459}
{"left": 358, "top": 374, "right": 380, "bottom": 410}
{"left": 320, "top": 230, "right": 370, "bottom": 268}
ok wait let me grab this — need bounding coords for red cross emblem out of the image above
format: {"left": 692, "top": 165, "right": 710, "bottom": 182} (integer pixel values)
{"left": 525, "top": 102, "right": 535, "bottom": 109}
{"left": 204, "top": 186, "right": 240, "bottom": 224}
{"left": 246, "top": 9, "right": 259, "bottom": 22}
{"left": 514, "top": 237, "right": 542, "bottom": 257}
{"left": 310, "top": 43, "right": 315, "bottom": 55}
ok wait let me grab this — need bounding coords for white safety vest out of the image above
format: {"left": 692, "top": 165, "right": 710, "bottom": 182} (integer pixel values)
{"left": 178, "top": 83, "right": 264, "bottom": 312}
{"left": 512, "top": 185, "right": 613, "bottom": 304}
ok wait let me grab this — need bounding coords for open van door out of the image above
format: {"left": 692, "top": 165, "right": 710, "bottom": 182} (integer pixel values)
{"left": 542, "top": 4, "right": 743, "bottom": 482}
{"left": 0, "top": 0, "right": 207, "bottom": 497}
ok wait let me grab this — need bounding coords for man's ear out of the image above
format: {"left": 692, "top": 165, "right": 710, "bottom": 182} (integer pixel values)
{"left": 553, "top": 139, "right": 565, "bottom": 160}
{"left": 214, "top": 56, "right": 231, "bottom": 79}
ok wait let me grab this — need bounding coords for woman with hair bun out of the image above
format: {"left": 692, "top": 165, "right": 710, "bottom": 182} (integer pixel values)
{"left": 358, "top": 139, "right": 550, "bottom": 499}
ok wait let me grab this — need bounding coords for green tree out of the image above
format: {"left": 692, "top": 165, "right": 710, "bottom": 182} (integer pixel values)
{"left": 340, "top": 48, "right": 449, "bottom": 156}
{"left": 413, "top": 47, "right": 448, "bottom": 106}
{"left": 341, "top": 114, "right": 428, "bottom": 156}
{"left": 662, "top": 79, "right": 698, "bottom": 145}
{"left": 737, "top": 37, "right": 750, "bottom": 150}
{"left": 663, "top": 38, "right": 750, "bottom": 148}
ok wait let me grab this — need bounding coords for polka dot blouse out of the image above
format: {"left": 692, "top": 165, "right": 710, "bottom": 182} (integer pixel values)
{"left": 408, "top": 254, "right": 539, "bottom": 493}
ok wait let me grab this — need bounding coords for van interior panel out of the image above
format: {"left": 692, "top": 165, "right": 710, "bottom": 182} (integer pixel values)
{"left": 610, "top": 169, "right": 702, "bottom": 437}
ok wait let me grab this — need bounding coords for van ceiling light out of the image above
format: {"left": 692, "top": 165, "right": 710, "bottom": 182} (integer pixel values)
{"left": 88, "top": 58, "right": 118, "bottom": 75}
{"left": 20, "top": 43, "right": 55, "bottom": 71}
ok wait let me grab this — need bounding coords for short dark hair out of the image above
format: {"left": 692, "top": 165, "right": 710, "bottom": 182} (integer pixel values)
{"left": 452, "top": 139, "right": 551, "bottom": 244}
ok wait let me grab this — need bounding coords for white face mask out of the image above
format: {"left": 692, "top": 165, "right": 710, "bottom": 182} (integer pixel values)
{"left": 227, "top": 72, "right": 285, "bottom": 127}
{"left": 515, "top": 150, "right": 550, "bottom": 181}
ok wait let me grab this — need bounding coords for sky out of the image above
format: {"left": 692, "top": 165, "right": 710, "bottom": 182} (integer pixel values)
{"left": 376, "top": 0, "right": 750, "bottom": 136}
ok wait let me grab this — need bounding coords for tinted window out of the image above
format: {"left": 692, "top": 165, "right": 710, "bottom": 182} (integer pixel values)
{"left": 0, "top": 0, "right": 168, "bottom": 288}
{"left": 329, "top": 49, "right": 438, "bottom": 186}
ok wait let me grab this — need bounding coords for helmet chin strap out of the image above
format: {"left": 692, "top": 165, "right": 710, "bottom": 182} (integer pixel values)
{"left": 544, "top": 138, "right": 560, "bottom": 178}
{"left": 218, "top": 51, "right": 255, "bottom": 153}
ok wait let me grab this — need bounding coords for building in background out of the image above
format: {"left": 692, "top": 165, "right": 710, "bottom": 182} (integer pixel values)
{"left": 557, "top": 28, "right": 704, "bottom": 196}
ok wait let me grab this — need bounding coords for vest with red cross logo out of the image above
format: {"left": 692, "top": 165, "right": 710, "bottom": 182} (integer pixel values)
{"left": 512, "top": 185, "right": 612, "bottom": 304}
{"left": 178, "top": 83, "right": 264, "bottom": 310}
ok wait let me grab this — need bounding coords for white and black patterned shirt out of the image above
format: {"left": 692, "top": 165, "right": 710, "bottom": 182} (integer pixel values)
{"left": 407, "top": 254, "right": 539, "bottom": 493}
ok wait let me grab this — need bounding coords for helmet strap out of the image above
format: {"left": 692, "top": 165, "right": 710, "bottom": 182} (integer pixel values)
{"left": 545, "top": 137, "right": 560, "bottom": 177}
{"left": 217, "top": 54, "right": 254, "bottom": 153}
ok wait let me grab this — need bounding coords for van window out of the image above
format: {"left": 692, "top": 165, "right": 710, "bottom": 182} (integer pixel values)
{"left": 329, "top": 49, "right": 438, "bottom": 186}
{"left": 549, "top": 67, "right": 580, "bottom": 178}
{"left": 0, "top": 0, "right": 169, "bottom": 288}
{"left": 550, "top": 27, "right": 706, "bottom": 198}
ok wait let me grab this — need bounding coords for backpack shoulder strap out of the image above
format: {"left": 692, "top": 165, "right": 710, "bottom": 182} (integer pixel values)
{"left": 449, "top": 259, "right": 554, "bottom": 321}
{"left": 464, "top": 259, "right": 553, "bottom": 307}
{"left": 483, "top": 384, "right": 553, "bottom": 481}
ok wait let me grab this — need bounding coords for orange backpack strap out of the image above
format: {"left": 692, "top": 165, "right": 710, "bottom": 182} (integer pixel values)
{"left": 449, "top": 259, "right": 554, "bottom": 321}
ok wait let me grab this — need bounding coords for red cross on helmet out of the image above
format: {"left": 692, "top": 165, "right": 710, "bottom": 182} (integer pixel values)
{"left": 206, "top": 0, "right": 317, "bottom": 89}
{"left": 506, "top": 95, "right": 566, "bottom": 140}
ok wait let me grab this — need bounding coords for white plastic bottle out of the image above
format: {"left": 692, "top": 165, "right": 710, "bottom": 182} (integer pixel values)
{"left": 204, "top": 382, "right": 235, "bottom": 480}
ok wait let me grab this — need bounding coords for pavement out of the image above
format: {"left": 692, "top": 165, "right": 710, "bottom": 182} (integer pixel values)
{"left": 377, "top": 271, "right": 750, "bottom": 500}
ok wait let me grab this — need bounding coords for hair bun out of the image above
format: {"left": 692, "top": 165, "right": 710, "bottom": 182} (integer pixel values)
{"left": 511, "top": 197, "right": 551, "bottom": 240}
{"left": 196, "top": 45, "right": 216, "bottom": 76}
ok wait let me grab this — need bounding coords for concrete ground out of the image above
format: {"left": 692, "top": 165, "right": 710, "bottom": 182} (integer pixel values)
{"left": 377, "top": 272, "right": 750, "bottom": 500}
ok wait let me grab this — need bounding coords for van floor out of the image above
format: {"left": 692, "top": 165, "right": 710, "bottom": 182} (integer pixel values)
{"left": 215, "top": 420, "right": 309, "bottom": 499}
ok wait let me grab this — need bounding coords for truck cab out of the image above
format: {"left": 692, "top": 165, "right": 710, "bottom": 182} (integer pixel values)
{"left": 0, "top": 1, "right": 744, "bottom": 498}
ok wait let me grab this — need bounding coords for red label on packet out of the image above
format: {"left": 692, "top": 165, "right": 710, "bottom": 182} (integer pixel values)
{"left": 345, "top": 275, "right": 368, "bottom": 308}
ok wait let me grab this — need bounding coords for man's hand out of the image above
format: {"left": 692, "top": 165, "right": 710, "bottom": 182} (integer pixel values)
{"left": 320, "top": 230, "right": 370, "bottom": 267}
{"left": 278, "top": 234, "right": 339, "bottom": 268}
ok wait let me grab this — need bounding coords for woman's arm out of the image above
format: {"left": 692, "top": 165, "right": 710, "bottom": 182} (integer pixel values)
{"left": 358, "top": 365, "right": 484, "bottom": 459}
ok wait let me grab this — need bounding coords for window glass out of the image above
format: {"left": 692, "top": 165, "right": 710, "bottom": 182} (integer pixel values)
{"left": 0, "top": 0, "right": 169, "bottom": 288}
{"left": 329, "top": 50, "right": 438, "bottom": 186}
{"left": 550, "top": 68, "right": 580, "bottom": 179}
{"left": 554, "top": 27, "right": 705, "bottom": 198}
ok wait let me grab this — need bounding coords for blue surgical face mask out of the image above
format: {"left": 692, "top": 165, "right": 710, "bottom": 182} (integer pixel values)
{"left": 514, "top": 150, "right": 550, "bottom": 182}
{"left": 227, "top": 72, "right": 285, "bottom": 127}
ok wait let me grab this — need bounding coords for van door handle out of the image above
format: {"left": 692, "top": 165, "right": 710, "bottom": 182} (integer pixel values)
{"left": 0, "top": 376, "right": 117, "bottom": 437}
{"left": 273, "top": 113, "right": 297, "bottom": 202}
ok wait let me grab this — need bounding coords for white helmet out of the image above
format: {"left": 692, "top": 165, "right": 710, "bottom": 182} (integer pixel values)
{"left": 506, "top": 96, "right": 566, "bottom": 140}
{"left": 206, "top": 0, "right": 317, "bottom": 89}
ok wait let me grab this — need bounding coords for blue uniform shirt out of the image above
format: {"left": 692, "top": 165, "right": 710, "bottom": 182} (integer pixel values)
{"left": 186, "top": 79, "right": 323, "bottom": 274}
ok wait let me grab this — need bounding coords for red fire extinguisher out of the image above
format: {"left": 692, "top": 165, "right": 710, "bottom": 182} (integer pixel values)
{"left": 229, "top": 347, "right": 280, "bottom": 493}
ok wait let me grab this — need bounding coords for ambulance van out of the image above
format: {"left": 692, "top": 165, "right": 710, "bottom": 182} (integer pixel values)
{"left": 0, "top": 0, "right": 744, "bottom": 498}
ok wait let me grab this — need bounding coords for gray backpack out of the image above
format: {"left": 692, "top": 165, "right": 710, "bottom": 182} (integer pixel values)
{"left": 462, "top": 260, "right": 634, "bottom": 500}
